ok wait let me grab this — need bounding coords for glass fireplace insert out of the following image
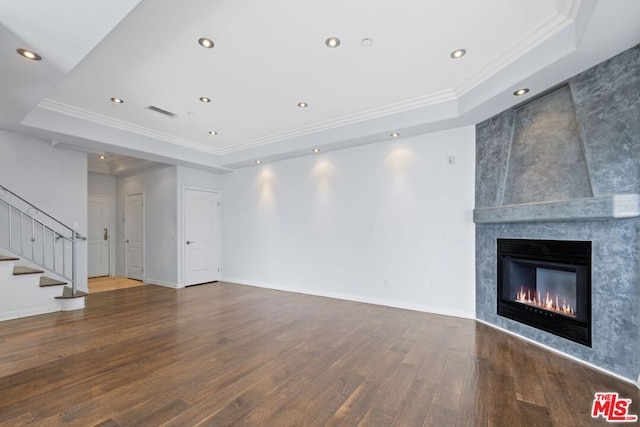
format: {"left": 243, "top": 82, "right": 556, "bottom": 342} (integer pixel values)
{"left": 497, "top": 239, "right": 591, "bottom": 347}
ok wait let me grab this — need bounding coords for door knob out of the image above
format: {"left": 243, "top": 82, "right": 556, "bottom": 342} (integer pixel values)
{"left": 125, "top": 239, "right": 129, "bottom": 244}
{"left": 104, "top": 228, "right": 108, "bottom": 241}
{"left": 186, "top": 241, "right": 192, "bottom": 245}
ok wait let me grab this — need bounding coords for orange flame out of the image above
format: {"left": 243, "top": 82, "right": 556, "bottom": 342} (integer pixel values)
{"left": 515, "top": 287, "right": 575, "bottom": 317}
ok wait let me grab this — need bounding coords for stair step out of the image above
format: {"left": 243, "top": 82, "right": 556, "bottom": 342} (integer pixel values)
{"left": 13, "top": 266, "right": 44, "bottom": 275}
{"left": 40, "top": 277, "right": 67, "bottom": 287}
{"left": 0, "top": 255, "right": 20, "bottom": 262}
{"left": 55, "top": 286, "right": 88, "bottom": 299}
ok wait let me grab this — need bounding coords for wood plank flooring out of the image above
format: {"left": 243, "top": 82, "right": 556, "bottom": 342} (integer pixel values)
{"left": 88, "top": 276, "right": 144, "bottom": 293}
{"left": 0, "top": 282, "right": 637, "bottom": 426}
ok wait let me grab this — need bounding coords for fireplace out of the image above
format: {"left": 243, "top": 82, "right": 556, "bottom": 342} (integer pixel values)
{"left": 497, "top": 239, "right": 592, "bottom": 347}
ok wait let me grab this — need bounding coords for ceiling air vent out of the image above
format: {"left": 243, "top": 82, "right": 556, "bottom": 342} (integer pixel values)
{"left": 146, "top": 105, "right": 177, "bottom": 118}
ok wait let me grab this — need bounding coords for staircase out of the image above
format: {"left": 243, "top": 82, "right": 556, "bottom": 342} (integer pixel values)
{"left": 0, "top": 255, "right": 86, "bottom": 320}
{"left": 0, "top": 186, "right": 87, "bottom": 321}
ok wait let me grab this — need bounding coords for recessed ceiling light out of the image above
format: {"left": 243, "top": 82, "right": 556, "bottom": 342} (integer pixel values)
{"left": 450, "top": 49, "right": 467, "bottom": 59}
{"left": 297, "top": 102, "right": 308, "bottom": 108}
{"left": 16, "top": 48, "right": 41, "bottom": 61}
{"left": 199, "top": 97, "right": 211, "bottom": 103}
{"left": 325, "top": 37, "right": 341, "bottom": 48}
{"left": 312, "top": 148, "right": 320, "bottom": 153}
{"left": 110, "top": 97, "right": 124, "bottom": 104}
{"left": 98, "top": 155, "right": 106, "bottom": 160}
{"left": 390, "top": 132, "right": 400, "bottom": 138}
{"left": 209, "top": 131, "right": 218, "bottom": 136}
{"left": 198, "top": 38, "right": 214, "bottom": 48}
{"left": 361, "top": 38, "right": 373, "bottom": 47}
{"left": 255, "top": 160, "right": 262, "bottom": 164}
{"left": 513, "top": 88, "right": 530, "bottom": 96}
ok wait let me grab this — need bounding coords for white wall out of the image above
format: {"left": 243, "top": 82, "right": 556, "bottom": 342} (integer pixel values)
{"left": 88, "top": 172, "right": 117, "bottom": 276}
{"left": 221, "top": 126, "right": 476, "bottom": 318}
{"left": 177, "top": 166, "right": 224, "bottom": 190}
{"left": 115, "top": 165, "right": 177, "bottom": 286}
{"left": 0, "top": 130, "right": 88, "bottom": 291}
{"left": 175, "top": 166, "right": 224, "bottom": 287}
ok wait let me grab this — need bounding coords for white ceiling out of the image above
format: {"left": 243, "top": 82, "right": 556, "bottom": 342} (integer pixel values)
{"left": 87, "top": 152, "right": 164, "bottom": 177}
{"left": 1, "top": 0, "right": 639, "bottom": 171}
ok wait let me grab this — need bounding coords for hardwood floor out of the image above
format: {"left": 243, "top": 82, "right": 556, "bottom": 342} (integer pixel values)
{"left": 88, "top": 276, "right": 144, "bottom": 293}
{"left": 0, "top": 283, "right": 637, "bottom": 426}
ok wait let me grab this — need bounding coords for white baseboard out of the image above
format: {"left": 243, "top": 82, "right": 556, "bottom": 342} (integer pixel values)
{"left": 144, "top": 278, "right": 180, "bottom": 288}
{"left": 59, "top": 297, "right": 85, "bottom": 311}
{"left": 476, "top": 319, "right": 640, "bottom": 389}
{"left": 221, "top": 277, "right": 476, "bottom": 320}
{"left": 0, "top": 306, "right": 59, "bottom": 322}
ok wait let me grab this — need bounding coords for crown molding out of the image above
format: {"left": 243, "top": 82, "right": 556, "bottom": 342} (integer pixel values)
{"left": 455, "top": 11, "right": 575, "bottom": 97}
{"left": 38, "top": 98, "right": 220, "bottom": 155}
{"left": 218, "top": 8, "right": 580, "bottom": 155}
{"left": 40, "top": 90, "right": 457, "bottom": 157}
{"left": 215, "top": 89, "right": 458, "bottom": 154}
{"left": 39, "top": 3, "right": 577, "bottom": 160}
{"left": 39, "top": 4, "right": 579, "bottom": 160}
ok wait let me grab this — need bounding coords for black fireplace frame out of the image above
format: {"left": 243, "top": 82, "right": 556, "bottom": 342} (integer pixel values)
{"left": 497, "top": 239, "right": 592, "bottom": 347}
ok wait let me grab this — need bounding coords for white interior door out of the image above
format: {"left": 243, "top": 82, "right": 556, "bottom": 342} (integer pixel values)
{"left": 88, "top": 194, "right": 110, "bottom": 277}
{"left": 184, "top": 188, "right": 220, "bottom": 286}
{"left": 126, "top": 193, "right": 144, "bottom": 281}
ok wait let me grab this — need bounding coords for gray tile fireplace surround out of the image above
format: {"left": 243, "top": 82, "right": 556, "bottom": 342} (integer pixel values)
{"left": 474, "top": 45, "right": 640, "bottom": 382}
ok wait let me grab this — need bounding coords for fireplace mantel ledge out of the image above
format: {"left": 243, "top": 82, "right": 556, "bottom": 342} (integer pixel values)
{"left": 473, "top": 193, "right": 640, "bottom": 224}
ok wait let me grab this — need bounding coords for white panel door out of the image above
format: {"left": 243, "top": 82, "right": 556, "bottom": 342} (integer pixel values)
{"left": 126, "top": 193, "right": 144, "bottom": 281}
{"left": 88, "top": 194, "right": 110, "bottom": 277}
{"left": 184, "top": 188, "right": 219, "bottom": 286}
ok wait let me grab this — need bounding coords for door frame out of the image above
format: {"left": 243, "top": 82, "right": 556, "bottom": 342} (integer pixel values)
{"left": 181, "top": 186, "right": 220, "bottom": 287}
{"left": 125, "top": 192, "right": 145, "bottom": 281}
{"left": 88, "top": 193, "right": 111, "bottom": 278}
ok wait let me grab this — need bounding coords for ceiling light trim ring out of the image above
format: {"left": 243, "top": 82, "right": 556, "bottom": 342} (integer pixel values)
{"left": 325, "top": 37, "right": 341, "bottom": 48}
{"left": 450, "top": 49, "right": 467, "bottom": 59}
{"left": 361, "top": 38, "right": 373, "bottom": 47}
{"left": 198, "top": 38, "right": 214, "bottom": 48}
{"left": 17, "top": 48, "right": 42, "bottom": 61}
